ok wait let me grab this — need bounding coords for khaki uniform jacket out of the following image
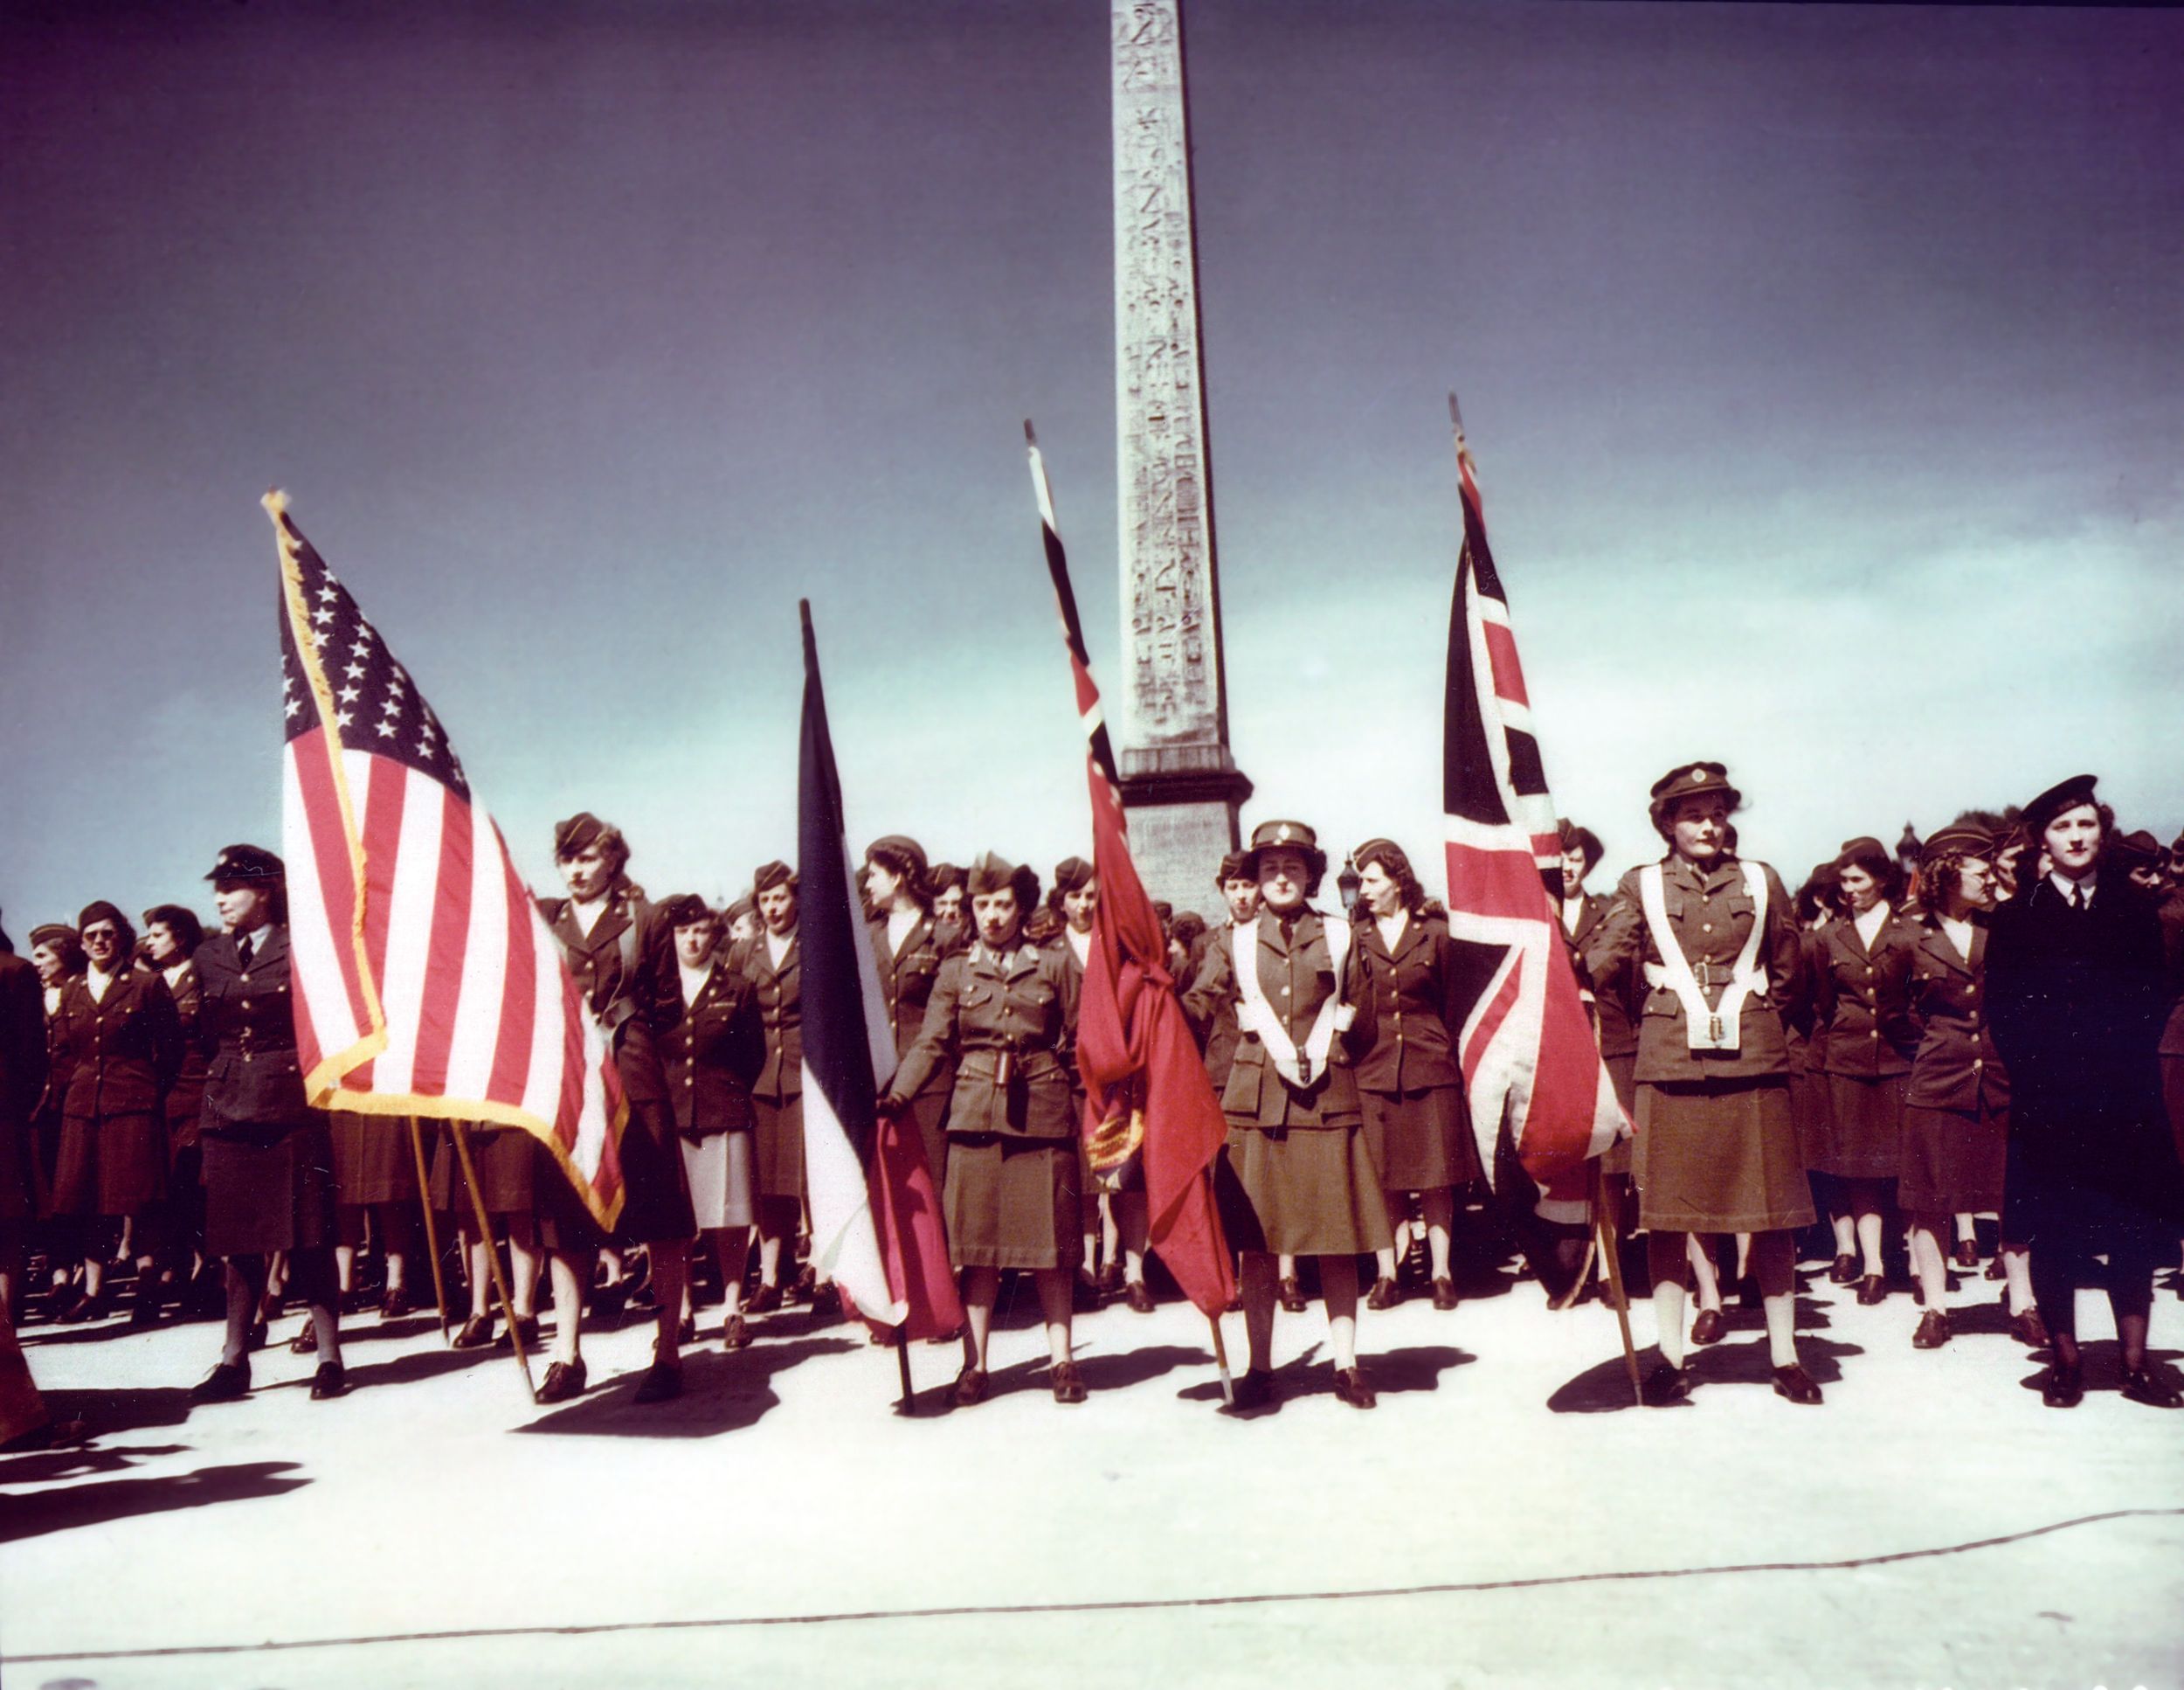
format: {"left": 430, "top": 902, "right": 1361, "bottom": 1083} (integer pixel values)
{"left": 888, "top": 941, "right": 1077, "bottom": 1139}
{"left": 56, "top": 968, "right": 180, "bottom": 1119}
{"left": 1813, "top": 908, "right": 1919, "bottom": 1077}
{"left": 1199, "top": 918, "right": 1250, "bottom": 1090}
{"left": 1904, "top": 920, "right": 2008, "bottom": 1115}
{"left": 872, "top": 913, "right": 963, "bottom": 1103}
{"left": 1184, "top": 911, "right": 1365, "bottom": 1129}
{"left": 1570, "top": 891, "right": 1639, "bottom": 1059}
{"left": 1587, "top": 856, "right": 1801, "bottom": 1084}
{"left": 541, "top": 891, "right": 681, "bottom": 1111}
{"left": 727, "top": 930, "right": 802, "bottom": 1103}
{"left": 1344, "top": 911, "right": 1464, "bottom": 1094}
{"left": 195, "top": 925, "right": 317, "bottom": 1133}
{"left": 657, "top": 959, "right": 764, "bottom": 1138}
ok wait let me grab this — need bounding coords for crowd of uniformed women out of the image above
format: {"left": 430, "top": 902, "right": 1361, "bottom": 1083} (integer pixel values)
{"left": 3, "top": 765, "right": 2180, "bottom": 1432}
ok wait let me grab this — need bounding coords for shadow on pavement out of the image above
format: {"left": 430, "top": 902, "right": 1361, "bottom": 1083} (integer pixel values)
{"left": 1074, "top": 1342, "right": 1213, "bottom": 1394}
{"left": 1547, "top": 1333, "right": 1865, "bottom": 1415}
{"left": 0, "top": 1460, "right": 308, "bottom": 1544}
{"left": 30, "top": 1388, "right": 197, "bottom": 1438}
{"left": 0, "top": 1442, "right": 190, "bottom": 1487}
{"left": 514, "top": 1335, "right": 860, "bottom": 1438}
{"left": 261, "top": 1346, "right": 501, "bottom": 1395}
{"left": 1171, "top": 1343, "right": 1470, "bottom": 1410}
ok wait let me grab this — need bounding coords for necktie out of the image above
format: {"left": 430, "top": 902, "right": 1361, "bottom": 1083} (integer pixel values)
{"left": 2070, "top": 883, "right": 2087, "bottom": 912}
{"left": 237, "top": 935, "right": 254, "bottom": 968}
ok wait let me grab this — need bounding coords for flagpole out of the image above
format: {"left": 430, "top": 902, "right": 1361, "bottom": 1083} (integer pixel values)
{"left": 892, "top": 1325, "right": 916, "bottom": 1415}
{"left": 453, "top": 1120, "right": 536, "bottom": 1402}
{"left": 407, "top": 1117, "right": 452, "bottom": 1343}
{"left": 1591, "top": 1160, "right": 1643, "bottom": 1407}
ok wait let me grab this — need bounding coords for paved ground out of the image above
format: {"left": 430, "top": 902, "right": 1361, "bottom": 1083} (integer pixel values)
{"left": 3, "top": 1255, "right": 2181, "bottom": 1690}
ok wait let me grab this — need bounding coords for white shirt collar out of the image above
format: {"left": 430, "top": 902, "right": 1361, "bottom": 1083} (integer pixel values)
{"left": 2048, "top": 870, "right": 2098, "bottom": 906}
{"left": 678, "top": 959, "right": 712, "bottom": 1007}
{"left": 1066, "top": 925, "right": 1092, "bottom": 966}
{"left": 1853, "top": 900, "right": 1890, "bottom": 946}
{"left": 569, "top": 894, "right": 609, "bottom": 937}
{"left": 86, "top": 963, "right": 117, "bottom": 1003}
{"left": 765, "top": 929, "right": 793, "bottom": 968}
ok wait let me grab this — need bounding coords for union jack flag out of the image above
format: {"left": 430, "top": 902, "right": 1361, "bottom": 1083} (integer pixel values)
{"left": 1440, "top": 401, "right": 1625, "bottom": 1216}
{"left": 270, "top": 493, "right": 625, "bottom": 1227}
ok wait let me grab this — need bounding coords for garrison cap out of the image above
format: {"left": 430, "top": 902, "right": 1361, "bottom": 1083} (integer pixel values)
{"left": 966, "top": 853, "right": 1040, "bottom": 910}
{"left": 1216, "top": 851, "right": 1254, "bottom": 887}
{"left": 205, "top": 843, "right": 285, "bottom": 884}
{"left": 1556, "top": 818, "right": 1604, "bottom": 872}
{"left": 29, "top": 923, "right": 80, "bottom": 958}
{"left": 724, "top": 895, "right": 757, "bottom": 925}
{"left": 1648, "top": 762, "right": 1741, "bottom": 821}
{"left": 864, "top": 835, "right": 930, "bottom": 881}
{"left": 1835, "top": 836, "right": 1891, "bottom": 872}
{"left": 553, "top": 812, "right": 609, "bottom": 857}
{"left": 1919, "top": 824, "right": 1994, "bottom": 860}
{"left": 751, "top": 860, "right": 797, "bottom": 894}
{"left": 1052, "top": 856, "right": 1095, "bottom": 894}
{"left": 659, "top": 893, "right": 715, "bottom": 928}
{"left": 2112, "top": 829, "right": 2162, "bottom": 870}
{"left": 2021, "top": 774, "right": 2099, "bottom": 837}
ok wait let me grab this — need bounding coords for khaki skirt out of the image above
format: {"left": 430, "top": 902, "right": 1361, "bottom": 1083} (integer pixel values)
{"left": 681, "top": 1129, "right": 756, "bottom": 1232}
{"left": 943, "top": 1133, "right": 1077, "bottom": 1271}
{"left": 1361, "top": 1085, "right": 1480, "bottom": 1194}
{"left": 1633, "top": 1077, "right": 1814, "bottom": 1235}
{"left": 1816, "top": 1072, "right": 1904, "bottom": 1181}
{"left": 1899, "top": 1098, "right": 2007, "bottom": 1217}
{"left": 752, "top": 1094, "right": 805, "bottom": 1203}
{"left": 330, "top": 1111, "right": 420, "bottom": 1207}
{"left": 1220, "top": 1124, "right": 1393, "bottom": 1258}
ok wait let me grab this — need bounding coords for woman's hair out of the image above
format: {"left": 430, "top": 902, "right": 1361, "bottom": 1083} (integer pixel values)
{"left": 1794, "top": 867, "right": 1842, "bottom": 925}
{"left": 30, "top": 925, "right": 86, "bottom": 975}
{"left": 863, "top": 841, "right": 931, "bottom": 912}
{"left": 1915, "top": 849, "right": 1978, "bottom": 925}
{"left": 1352, "top": 840, "right": 1426, "bottom": 914}
{"left": 1169, "top": 911, "right": 1207, "bottom": 952}
{"left": 1835, "top": 839, "right": 1905, "bottom": 905}
{"left": 142, "top": 904, "right": 205, "bottom": 957}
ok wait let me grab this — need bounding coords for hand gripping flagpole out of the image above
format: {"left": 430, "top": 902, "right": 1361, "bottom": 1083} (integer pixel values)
{"left": 1025, "top": 419, "right": 1234, "bottom": 1409}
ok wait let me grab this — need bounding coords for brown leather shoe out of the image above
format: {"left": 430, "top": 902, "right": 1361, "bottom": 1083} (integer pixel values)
{"left": 2119, "top": 1366, "right": 2181, "bottom": 1409}
{"left": 1276, "top": 1276, "right": 1308, "bottom": 1314}
{"left": 536, "top": 1358, "right": 589, "bottom": 1404}
{"left": 190, "top": 1360, "right": 251, "bottom": 1403}
{"left": 2007, "top": 1308, "right": 2049, "bottom": 1347}
{"left": 950, "top": 1365, "right": 989, "bottom": 1408}
{"left": 632, "top": 1357, "right": 682, "bottom": 1404}
{"left": 1690, "top": 1309, "right": 1725, "bottom": 1346}
{"left": 1911, "top": 1309, "right": 1952, "bottom": 1349}
{"left": 1856, "top": 1274, "right": 1887, "bottom": 1306}
{"left": 743, "top": 1282, "right": 782, "bottom": 1315}
{"left": 1771, "top": 1363, "right": 1823, "bottom": 1405}
{"left": 1049, "top": 1361, "right": 1088, "bottom": 1405}
{"left": 1095, "top": 1259, "right": 1123, "bottom": 1294}
{"left": 288, "top": 1316, "right": 321, "bottom": 1355}
{"left": 451, "top": 1313, "right": 496, "bottom": 1349}
{"left": 1640, "top": 1362, "right": 1690, "bottom": 1407}
{"left": 722, "top": 1313, "right": 750, "bottom": 1351}
{"left": 308, "top": 1361, "right": 348, "bottom": 1401}
{"left": 1332, "top": 1366, "right": 1378, "bottom": 1409}
{"left": 2041, "top": 1358, "right": 2084, "bottom": 1408}
{"left": 1123, "top": 1279, "right": 1156, "bottom": 1314}
{"left": 379, "top": 1286, "right": 415, "bottom": 1320}
{"left": 1429, "top": 1276, "right": 1459, "bottom": 1312}
{"left": 1827, "top": 1253, "right": 1859, "bottom": 1286}
{"left": 1227, "top": 1368, "right": 1276, "bottom": 1412}
{"left": 1953, "top": 1239, "right": 1980, "bottom": 1270}
{"left": 1365, "top": 1277, "right": 1403, "bottom": 1312}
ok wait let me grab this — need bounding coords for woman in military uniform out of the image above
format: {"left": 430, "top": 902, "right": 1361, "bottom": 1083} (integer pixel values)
{"left": 864, "top": 838, "right": 961, "bottom": 1201}
{"left": 1349, "top": 839, "right": 1478, "bottom": 1313}
{"left": 49, "top": 902, "right": 179, "bottom": 1325}
{"left": 1810, "top": 837, "right": 1919, "bottom": 1305}
{"left": 1899, "top": 825, "right": 2041, "bottom": 1349}
{"left": 729, "top": 860, "right": 805, "bottom": 1317}
{"left": 1184, "top": 820, "right": 1388, "bottom": 1410}
{"left": 1586, "top": 765, "right": 1822, "bottom": 1406}
{"left": 142, "top": 905, "right": 216, "bottom": 1315}
{"left": 1987, "top": 775, "right": 2184, "bottom": 1408}
{"left": 535, "top": 813, "right": 695, "bottom": 1403}
{"left": 187, "top": 847, "right": 347, "bottom": 1402}
{"left": 0, "top": 922, "right": 46, "bottom": 1326}
{"left": 882, "top": 855, "right": 1086, "bottom": 1406}
{"left": 25, "top": 925, "right": 84, "bottom": 1318}
{"left": 657, "top": 894, "right": 764, "bottom": 1349}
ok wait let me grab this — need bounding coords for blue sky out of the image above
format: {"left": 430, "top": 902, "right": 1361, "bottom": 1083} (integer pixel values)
{"left": 3, "top": 1, "right": 2179, "bottom": 930}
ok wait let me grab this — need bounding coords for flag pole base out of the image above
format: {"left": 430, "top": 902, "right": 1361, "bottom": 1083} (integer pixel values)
{"left": 1207, "top": 1315, "right": 1234, "bottom": 1407}
{"left": 893, "top": 1324, "right": 916, "bottom": 1416}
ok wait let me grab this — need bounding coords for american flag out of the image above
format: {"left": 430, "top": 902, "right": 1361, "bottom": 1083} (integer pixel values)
{"left": 1028, "top": 425, "right": 1235, "bottom": 1319}
{"left": 1439, "top": 401, "right": 1625, "bottom": 1219}
{"left": 269, "top": 493, "right": 625, "bottom": 1227}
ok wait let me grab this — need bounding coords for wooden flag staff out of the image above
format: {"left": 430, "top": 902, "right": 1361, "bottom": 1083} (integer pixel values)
{"left": 892, "top": 1325, "right": 916, "bottom": 1415}
{"left": 452, "top": 1120, "right": 536, "bottom": 1402}
{"left": 1592, "top": 1160, "right": 1644, "bottom": 1408}
{"left": 407, "top": 1118, "right": 452, "bottom": 1343}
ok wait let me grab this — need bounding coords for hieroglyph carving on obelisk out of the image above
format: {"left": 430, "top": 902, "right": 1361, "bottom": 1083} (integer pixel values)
{"left": 1114, "top": 0, "right": 1227, "bottom": 768}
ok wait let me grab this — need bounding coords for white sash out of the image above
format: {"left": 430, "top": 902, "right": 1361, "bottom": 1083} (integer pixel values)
{"left": 1638, "top": 861, "right": 1767, "bottom": 1053}
{"left": 1233, "top": 911, "right": 1353, "bottom": 1088}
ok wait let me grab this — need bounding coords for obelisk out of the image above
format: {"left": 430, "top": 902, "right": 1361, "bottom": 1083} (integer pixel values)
{"left": 1112, "top": 0, "right": 1251, "bottom": 919}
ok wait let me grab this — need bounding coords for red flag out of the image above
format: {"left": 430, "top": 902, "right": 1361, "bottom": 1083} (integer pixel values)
{"left": 1027, "top": 426, "right": 1237, "bottom": 1317}
{"left": 1439, "top": 401, "right": 1627, "bottom": 1221}
{"left": 864, "top": 1106, "right": 965, "bottom": 1340}
{"left": 270, "top": 494, "right": 625, "bottom": 1227}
